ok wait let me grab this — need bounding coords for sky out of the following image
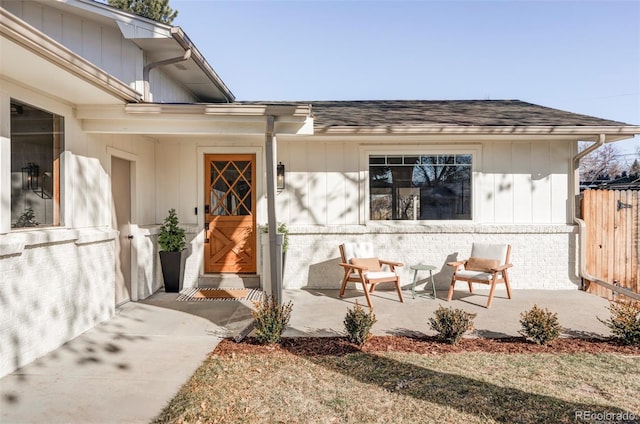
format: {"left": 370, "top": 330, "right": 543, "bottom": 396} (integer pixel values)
{"left": 171, "top": 0, "right": 640, "bottom": 160}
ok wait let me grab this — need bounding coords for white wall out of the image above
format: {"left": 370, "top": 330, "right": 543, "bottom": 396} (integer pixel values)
{"left": 272, "top": 137, "right": 577, "bottom": 291}
{"left": 276, "top": 138, "right": 572, "bottom": 226}
{"left": 0, "top": 80, "right": 158, "bottom": 377}
{"left": 150, "top": 135, "right": 577, "bottom": 292}
{"left": 479, "top": 141, "right": 571, "bottom": 224}
{"left": 283, "top": 224, "right": 579, "bottom": 291}
{"left": 2, "top": 0, "right": 196, "bottom": 103}
{"left": 0, "top": 229, "right": 116, "bottom": 377}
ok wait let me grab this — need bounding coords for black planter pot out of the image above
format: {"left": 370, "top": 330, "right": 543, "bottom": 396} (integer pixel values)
{"left": 159, "top": 250, "right": 187, "bottom": 293}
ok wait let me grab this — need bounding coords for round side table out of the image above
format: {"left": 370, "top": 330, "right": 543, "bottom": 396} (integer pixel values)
{"left": 410, "top": 264, "right": 437, "bottom": 299}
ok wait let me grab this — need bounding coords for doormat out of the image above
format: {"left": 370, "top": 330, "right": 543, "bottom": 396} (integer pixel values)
{"left": 177, "top": 288, "right": 263, "bottom": 302}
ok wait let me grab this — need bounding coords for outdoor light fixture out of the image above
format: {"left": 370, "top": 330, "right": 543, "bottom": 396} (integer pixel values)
{"left": 277, "top": 162, "right": 285, "bottom": 191}
{"left": 22, "top": 162, "right": 39, "bottom": 190}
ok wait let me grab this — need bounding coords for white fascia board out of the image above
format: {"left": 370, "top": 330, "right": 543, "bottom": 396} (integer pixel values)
{"left": 80, "top": 118, "right": 309, "bottom": 135}
{"left": 315, "top": 125, "right": 640, "bottom": 140}
{"left": 121, "top": 103, "right": 312, "bottom": 118}
{"left": 76, "top": 104, "right": 314, "bottom": 135}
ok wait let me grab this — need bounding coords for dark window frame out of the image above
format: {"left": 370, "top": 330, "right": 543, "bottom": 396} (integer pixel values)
{"left": 368, "top": 152, "right": 474, "bottom": 221}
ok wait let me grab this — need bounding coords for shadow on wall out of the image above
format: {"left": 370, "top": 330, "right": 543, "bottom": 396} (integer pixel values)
{"left": 307, "top": 257, "right": 343, "bottom": 289}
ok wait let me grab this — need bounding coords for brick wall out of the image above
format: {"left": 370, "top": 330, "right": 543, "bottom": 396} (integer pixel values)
{"left": 0, "top": 229, "right": 116, "bottom": 377}
{"left": 283, "top": 224, "right": 580, "bottom": 291}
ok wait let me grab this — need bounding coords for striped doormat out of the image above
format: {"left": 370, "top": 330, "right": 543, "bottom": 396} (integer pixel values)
{"left": 177, "top": 288, "right": 263, "bottom": 302}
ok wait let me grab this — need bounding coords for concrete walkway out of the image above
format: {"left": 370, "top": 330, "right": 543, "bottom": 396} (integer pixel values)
{"left": 0, "top": 288, "right": 613, "bottom": 423}
{"left": 0, "top": 296, "right": 254, "bottom": 424}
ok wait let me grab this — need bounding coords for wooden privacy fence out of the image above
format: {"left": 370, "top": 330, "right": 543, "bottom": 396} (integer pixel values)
{"left": 581, "top": 189, "right": 639, "bottom": 301}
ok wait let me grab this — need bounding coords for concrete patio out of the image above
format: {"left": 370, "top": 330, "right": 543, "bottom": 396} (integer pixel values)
{"left": 0, "top": 287, "right": 614, "bottom": 424}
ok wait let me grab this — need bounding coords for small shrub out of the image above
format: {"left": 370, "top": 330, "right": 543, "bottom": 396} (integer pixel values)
{"left": 260, "top": 222, "right": 289, "bottom": 252}
{"left": 251, "top": 295, "right": 293, "bottom": 345}
{"left": 519, "top": 304, "right": 561, "bottom": 345}
{"left": 429, "top": 306, "right": 476, "bottom": 344}
{"left": 344, "top": 302, "right": 377, "bottom": 346}
{"left": 598, "top": 300, "right": 640, "bottom": 346}
{"left": 158, "top": 208, "right": 186, "bottom": 252}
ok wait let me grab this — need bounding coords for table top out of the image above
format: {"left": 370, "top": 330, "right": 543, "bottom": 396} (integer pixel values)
{"left": 410, "top": 264, "right": 437, "bottom": 271}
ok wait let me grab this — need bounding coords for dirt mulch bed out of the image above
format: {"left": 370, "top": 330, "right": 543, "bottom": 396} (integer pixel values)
{"left": 213, "top": 336, "right": 640, "bottom": 356}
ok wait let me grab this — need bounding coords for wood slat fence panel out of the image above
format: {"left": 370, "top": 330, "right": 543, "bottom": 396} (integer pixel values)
{"left": 582, "top": 190, "right": 639, "bottom": 300}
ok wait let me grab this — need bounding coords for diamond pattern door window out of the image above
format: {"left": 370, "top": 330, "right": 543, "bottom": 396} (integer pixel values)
{"left": 210, "top": 160, "right": 252, "bottom": 216}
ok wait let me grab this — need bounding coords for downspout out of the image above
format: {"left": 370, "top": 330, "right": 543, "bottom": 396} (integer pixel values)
{"left": 572, "top": 134, "right": 640, "bottom": 301}
{"left": 142, "top": 48, "right": 192, "bottom": 102}
{"left": 265, "top": 115, "right": 283, "bottom": 304}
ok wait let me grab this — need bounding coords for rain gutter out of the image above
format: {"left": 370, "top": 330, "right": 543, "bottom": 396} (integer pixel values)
{"left": 143, "top": 48, "right": 192, "bottom": 102}
{"left": 572, "top": 134, "right": 640, "bottom": 301}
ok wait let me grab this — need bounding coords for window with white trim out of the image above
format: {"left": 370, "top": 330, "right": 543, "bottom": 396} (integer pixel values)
{"left": 369, "top": 154, "right": 472, "bottom": 220}
{"left": 10, "top": 99, "right": 64, "bottom": 228}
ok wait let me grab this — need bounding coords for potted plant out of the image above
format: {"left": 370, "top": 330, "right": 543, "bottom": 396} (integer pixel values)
{"left": 158, "top": 208, "right": 187, "bottom": 293}
{"left": 260, "top": 222, "right": 289, "bottom": 292}
{"left": 261, "top": 222, "right": 289, "bottom": 264}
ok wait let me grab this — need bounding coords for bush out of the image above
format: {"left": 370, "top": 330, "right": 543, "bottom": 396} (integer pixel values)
{"left": 260, "top": 222, "right": 289, "bottom": 252}
{"left": 429, "top": 306, "right": 476, "bottom": 344}
{"left": 519, "top": 304, "right": 561, "bottom": 345}
{"left": 158, "top": 208, "right": 186, "bottom": 252}
{"left": 598, "top": 300, "right": 640, "bottom": 346}
{"left": 251, "top": 295, "right": 293, "bottom": 345}
{"left": 344, "top": 302, "right": 377, "bottom": 346}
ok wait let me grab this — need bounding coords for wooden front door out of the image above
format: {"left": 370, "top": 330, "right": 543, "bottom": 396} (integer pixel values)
{"left": 204, "top": 154, "right": 256, "bottom": 273}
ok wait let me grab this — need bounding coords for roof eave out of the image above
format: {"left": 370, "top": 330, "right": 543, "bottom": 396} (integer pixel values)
{"left": 314, "top": 125, "right": 640, "bottom": 140}
{"left": 170, "top": 27, "right": 235, "bottom": 103}
{"left": 0, "top": 7, "right": 142, "bottom": 104}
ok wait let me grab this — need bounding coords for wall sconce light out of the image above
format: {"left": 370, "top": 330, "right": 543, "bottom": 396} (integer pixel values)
{"left": 22, "top": 162, "right": 39, "bottom": 190}
{"left": 277, "top": 162, "right": 285, "bottom": 191}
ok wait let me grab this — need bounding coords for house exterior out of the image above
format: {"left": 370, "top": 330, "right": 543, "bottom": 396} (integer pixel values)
{"left": 1, "top": 0, "right": 639, "bottom": 377}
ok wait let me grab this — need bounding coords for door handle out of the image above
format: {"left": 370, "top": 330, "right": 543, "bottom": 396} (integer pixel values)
{"left": 204, "top": 204, "right": 210, "bottom": 214}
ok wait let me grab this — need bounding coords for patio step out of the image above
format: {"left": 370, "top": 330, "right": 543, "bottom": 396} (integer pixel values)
{"left": 197, "top": 274, "right": 261, "bottom": 289}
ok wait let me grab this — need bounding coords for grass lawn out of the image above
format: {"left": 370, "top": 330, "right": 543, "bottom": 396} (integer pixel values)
{"left": 152, "top": 341, "right": 640, "bottom": 423}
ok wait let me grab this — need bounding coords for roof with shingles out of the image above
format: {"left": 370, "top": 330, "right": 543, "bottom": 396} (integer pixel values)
{"left": 240, "top": 99, "right": 630, "bottom": 129}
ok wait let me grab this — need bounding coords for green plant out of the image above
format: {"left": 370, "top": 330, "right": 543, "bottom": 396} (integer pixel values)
{"left": 519, "top": 304, "right": 561, "bottom": 345}
{"left": 158, "top": 208, "right": 186, "bottom": 252}
{"left": 428, "top": 306, "right": 476, "bottom": 344}
{"left": 598, "top": 300, "right": 640, "bottom": 346}
{"left": 13, "top": 207, "right": 39, "bottom": 228}
{"left": 261, "top": 222, "right": 289, "bottom": 252}
{"left": 344, "top": 302, "right": 377, "bottom": 346}
{"left": 251, "top": 295, "right": 293, "bottom": 345}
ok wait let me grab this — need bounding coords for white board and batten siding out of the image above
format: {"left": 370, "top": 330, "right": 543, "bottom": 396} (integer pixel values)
{"left": 276, "top": 139, "right": 572, "bottom": 226}
{"left": 480, "top": 141, "right": 571, "bottom": 224}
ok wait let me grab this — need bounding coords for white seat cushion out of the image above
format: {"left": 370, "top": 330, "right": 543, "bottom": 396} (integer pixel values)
{"left": 364, "top": 271, "right": 397, "bottom": 280}
{"left": 349, "top": 271, "right": 397, "bottom": 280}
{"left": 455, "top": 270, "right": 494, "bottom": 281}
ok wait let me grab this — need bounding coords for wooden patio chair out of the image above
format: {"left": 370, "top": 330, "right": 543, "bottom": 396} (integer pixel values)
{"left": 446, "top": 243, "right": 513, "bottom": 308}
{"left": 338, "top": 242, "right": 404, "bottom": 310}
